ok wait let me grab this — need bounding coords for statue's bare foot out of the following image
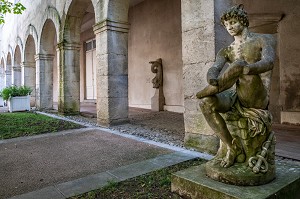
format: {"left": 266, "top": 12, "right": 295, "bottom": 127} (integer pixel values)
{"left": 220, "top": 148, "right": 237, "bottom": 168}
{"left": 214, "top": 142, "right": 227, "bottom": 161}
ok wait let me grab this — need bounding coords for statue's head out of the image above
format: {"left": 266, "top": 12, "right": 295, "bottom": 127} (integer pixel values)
{"left": 221, "top": 4, "right": 249, "bottom": 28}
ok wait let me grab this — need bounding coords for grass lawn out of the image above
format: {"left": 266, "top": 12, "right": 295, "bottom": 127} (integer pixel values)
{"left": 70, "top": 158, "right": 206, "bottom": 199}
{"left": 0, "top": 112, "right": 84, "bottom": 139}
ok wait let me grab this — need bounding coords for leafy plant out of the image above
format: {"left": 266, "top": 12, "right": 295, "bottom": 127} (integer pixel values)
{"left": 0, "top": 0, "right": 26, "bottom": 24}
{"left": 0, "top": 85, "right": 32, "bottom": 101}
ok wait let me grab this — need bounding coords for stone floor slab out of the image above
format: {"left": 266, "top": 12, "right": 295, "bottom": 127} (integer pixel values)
{"left": 10, "top": 186, "right": 64, "bottom": 199}
{"left": 55, "top": 172, "right": 118, "bottom": 198}
{"left": 107, "top": 159, "right": 164, "bottom": 181}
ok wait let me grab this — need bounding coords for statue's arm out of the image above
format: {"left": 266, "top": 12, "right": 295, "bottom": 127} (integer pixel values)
{"left": 244, "top": 35, "right": 276, "bottom": 75}
{"left": 207, "top": 48, "right": 228, "bottom": 85}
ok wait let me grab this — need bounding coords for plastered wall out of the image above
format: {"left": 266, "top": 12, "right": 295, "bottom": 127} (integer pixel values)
{"left": 128, "top": 0, "right": 183, "bottom": 112}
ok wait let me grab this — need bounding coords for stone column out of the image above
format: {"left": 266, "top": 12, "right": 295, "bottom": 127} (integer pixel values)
{"left": 12, "top": 65, "right": 22, "bottom": 86}
{"left": 182, "top": 0, "right": 219, "bottom": 154}
{"left": 57, "top": 42, "right": 80, "bottom": 115}
{"left": 21, "top": 62, "right": 36, "bottom": 106}
{"left": 93, "top": 20, "right": 129, "bottom": 126}
{"left": 5, "top": 66, "right": 12, "bottom": 87}
{"left": 35, "top": 54, "right": 54, "bottom": 110}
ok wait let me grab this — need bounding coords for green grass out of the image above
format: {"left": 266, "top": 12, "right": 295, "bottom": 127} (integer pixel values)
{"left": 0, "top": 112, "right": 84, "bottom": 139}
{"left": 70, "top": 158, "right": 206, "bottom": 199}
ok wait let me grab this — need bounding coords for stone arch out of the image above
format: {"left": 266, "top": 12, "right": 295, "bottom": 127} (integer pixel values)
{"left": 64, "top": 0, "right": 98, "bottom": 23}
{"left": 38, "top": 6, "right": 61, "bottom": 47}
{"left": 24, "top": 34, "right": 37, "bottom": 106}
{"left": 16, "top": 37, "right": 23, "bottom": 58}
{"left": 7, "top": 45, "right": 14, "bottom": 64}
{"left": 62, "top": 0, "right": 95, "bottom": 43}
{"left": 6, "top": 51, "right": 12, "bottom": 86}
{"left": 13, "top": 45, "right": 22, "bottom": 86}
{"left": 40, "top": 19, "right": 57, "bottom": 54}
{"left": 57, "top": 0, "right": 97, "bottom": 114}
{"left": 0, "top": 57, "right": 5, "bottom": 90}
{"left": 106, "top": 0, "right": 129, "bottom": 22}
{"left": 23, "top": 25, "right": 39, "bottom": 61}
{"left": 36, "top": 18, "right": 58, "bottom": 109}
{"left": 1, "top": 52, "right": 6, "bottom": 67}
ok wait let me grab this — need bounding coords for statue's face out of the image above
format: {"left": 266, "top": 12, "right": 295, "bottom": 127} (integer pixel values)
{"left": 224, "top": 18, "right": 245, "bottom": 36}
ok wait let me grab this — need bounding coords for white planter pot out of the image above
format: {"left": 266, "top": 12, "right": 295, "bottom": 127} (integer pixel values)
{"left": 8, "top": 95, "right": 31, "bottom": 112}
{"left": 0, "top": 97, "right": 4, "bottom": 107}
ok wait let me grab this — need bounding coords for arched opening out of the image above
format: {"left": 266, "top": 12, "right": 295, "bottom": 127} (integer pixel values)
{"left": 6, "top": 52, "right": 12, "bottom": 87}
{"left": 24, "top": 35, "right": 37, "bottom": 106}
{"left": 13, "top": 46, "right": 22, "bottom": 86}
{"left": 128, "top": 0, "right": 183, "bottom": 113}
{"left": 60, "top": 0, "right": 95, "bottom": 114}
{"left": 37, "top": 19, "right": 57, "bottom": 110}
{"left": 0, "top": 58, "right": 5, "bottom": 90}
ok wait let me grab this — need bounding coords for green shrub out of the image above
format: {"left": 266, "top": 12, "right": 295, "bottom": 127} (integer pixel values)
{"left": 0, "top": 85, "right": 32, "bottom": 101}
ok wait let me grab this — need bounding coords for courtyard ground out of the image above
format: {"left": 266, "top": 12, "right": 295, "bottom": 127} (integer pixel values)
{"left": 0, "top": 105, "right": 299, "bottom": 198}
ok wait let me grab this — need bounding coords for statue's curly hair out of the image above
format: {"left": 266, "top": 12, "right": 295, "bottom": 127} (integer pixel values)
{"left": 221, "top": 4, "right": 249, "bottom": 27}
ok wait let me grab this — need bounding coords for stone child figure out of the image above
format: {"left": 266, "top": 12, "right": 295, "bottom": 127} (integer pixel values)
{"left": 196, "top": 4, "right": 276, "bottom": 174}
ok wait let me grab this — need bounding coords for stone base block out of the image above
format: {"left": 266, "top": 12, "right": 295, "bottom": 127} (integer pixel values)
{"left": 205, "top": 159, "right": 276, "bottom": 186}
{"left": 151, "top": 88, "right": 165, "bottom": 111}
{"left": 171, "top": 161, "right": 300, "bottom": 199}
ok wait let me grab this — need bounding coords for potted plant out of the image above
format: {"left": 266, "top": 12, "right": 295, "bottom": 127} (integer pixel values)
{"left": 0, "top": 85, "right": 32, "bottom": 112}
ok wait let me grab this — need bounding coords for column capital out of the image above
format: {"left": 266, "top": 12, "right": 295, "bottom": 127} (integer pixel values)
{"left": 5, "top": 70, "right": 12, "bottom": 75}
{"left": 57, "top": 42, "right": 81, "bottom": 50}
{"left": 35, "top": 54, "right": 55, "bottom": 61}
{"left": 12, "top": 65, "right": 22, "bottom": 71}
{"left": 93, "top": 20, "right": 130, "bottom": 34}
{"left": 21, "top": 62, "right": 36, "bottom": 68}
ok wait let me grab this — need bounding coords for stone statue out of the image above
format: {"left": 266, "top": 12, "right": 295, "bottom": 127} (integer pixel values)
{"left": 150, "top": 58, "right": 165, "bottom": 111}
{"left": 196, "top": 5, "right": 277, "bottom": 185}
{"left": 150, "top": 58, "right": 163, "bottom": 88}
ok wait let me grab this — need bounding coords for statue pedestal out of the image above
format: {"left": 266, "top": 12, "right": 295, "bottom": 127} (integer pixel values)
{"left": 151, "top": 88, "right": 165, "bottom": 111}
{"left": 205, "top": 159, "right": 276, "bottom": 186}
{"left": 171, "top": 161, "right": 300, "bottom": 199}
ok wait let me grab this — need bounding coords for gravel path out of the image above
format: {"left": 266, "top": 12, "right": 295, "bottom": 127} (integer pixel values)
{"left": 47, "top": 108, "right": 186, "bottom": 149}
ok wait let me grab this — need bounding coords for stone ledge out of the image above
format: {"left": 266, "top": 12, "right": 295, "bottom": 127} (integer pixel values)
{"left": 171, "top": 161, "right": 300, "bottom": 199}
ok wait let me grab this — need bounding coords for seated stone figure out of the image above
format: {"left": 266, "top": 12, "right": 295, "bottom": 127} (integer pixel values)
{"left": 196, "top": 5, "right": 276, "bottom": 185}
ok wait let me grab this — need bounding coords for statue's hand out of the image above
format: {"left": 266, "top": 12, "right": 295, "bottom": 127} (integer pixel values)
{"left": 232, "top": 59, "right": 247, "bottom": 67}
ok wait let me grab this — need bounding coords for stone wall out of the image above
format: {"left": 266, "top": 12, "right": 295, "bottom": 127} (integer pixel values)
{"left": 128, "top": 0, "right": 183, "bottom": 112}
{"left": 182, "top": 0, "right": 233, "bottom": 154}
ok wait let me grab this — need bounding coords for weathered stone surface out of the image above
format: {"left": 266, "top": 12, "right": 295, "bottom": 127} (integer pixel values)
{"left": 96, "top": 53, "right": 128, "bottom": 76}
{"left": 35, "top": 54, "right": 54, "bottom": 110}
{"left": 96, "top": 97, "right": 128, "bottom": 126}
{"left": 183, "top": 63, "right": 212, "bottom": 97}
{"left": 97, "top": 75, "right": 128, "bottom": 98}
{"left": 184, "top": 111, "right": 214, "bottom": 136}
{"left": 184, "top": 132, "right": 218, "bottom": 154}
{"left": 182, "top": 30, "right": 215, "bottom": 65}
{"left": 205, "top": 159, "right": 276, "bottom": 186}
{"left": 181, "top": 0, "right": 214, "bottom": 32}
{"left": 172, "top": 161, "right": 300, "bottom": 199}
